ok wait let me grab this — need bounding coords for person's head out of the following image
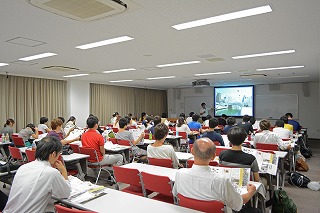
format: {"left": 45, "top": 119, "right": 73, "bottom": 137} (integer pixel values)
{"left": 192, "top": 114, "right": 200, "bottom": 122}
{"left": 280, "top": 115, "right": 288, "bottom": 124}
{"left": 146, "top": 116, "right": 153, "bottom": 124}
{"left": 161, "top": 112, "right": 167, "bottom": 118}
{"left": 249, "top": 117, "right": 256, "bottom": 125}
{"left": 124, "top": 116, "right": 131, "bottom": 124}
{"left": 209, "top": 118, "right": 219, "bottom": 129}
{"left": 201, "top": 103, "right": 206, "bottom": 108}
{"left": 87, "top": 116, "right": 99, "bottom": 129}
{"left": 153, "top": 116, "right": 161, "bottom": 126}
{"left": 243, "top": 114, "right": 250, "bottom": 122}
{"left": 179, "top": 113, "right": 186, "bottom": 119}
{"left": 227, "top": 127, "right": 247, "bottom": 146}
{"left": 26, "top": 123, "right": 36, "bottom": 132}
{"left": 154, "top": 123, "right": 169, "bottom": 141}
{"left": 285, "top": 113, "right": 293, "bottom": 119}
{"left": 51, "top": 118, "right": 63, "bottom": 130}
{"left": 192, "top": 138, "right": 216, "bottom": 163}
{"left": 259, "top": 119, "right": 271, "bottom": 130}
{"left": 40, "top": 117, "right": 48, "bottom": 124}
{"left": 132, "top": 116, "right": 137, "bottom": 121}
{"left": 226, "top": 117, "right": 236, "bottom": 126}
{"left": 177, "top": 117, "right": 185, "bottom": 127}
{"left": 221, "top": 114, "right": 227, "bottom": 119}
{"left": 119, "top": 118, "right": 128, "bottom": 129}
{"left": 67, "top": 116, "right": 76, "bottom": 124}
{"left": 58, "top": 117, "right": 65, "bottom": 123}
{"left": 4, "top": 118, "right": 15, "bottom": 127}
{"left": 206, "top": 115, "right": 212, "bottom": 120}
{"left": 275, "top": 119, "right": 285, "bottom": 128}
{"left": 35, "top": 136, "right": 62, "bottom": 164}
{"left": 189, "top": 112, "right": 195, "bottom": 117}
{"left": 89, "top": 114, "right": 95, "bottom": 117}
{"left": 141, "top": 112, "right": 146, "bottom": 119}
{"left": 127, "top": 113, "right": 132, "bottom": 117}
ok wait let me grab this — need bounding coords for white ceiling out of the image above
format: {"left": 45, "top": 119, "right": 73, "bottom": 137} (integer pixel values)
{"left": 0, "top": 0, "right": 319, "bottom": 89}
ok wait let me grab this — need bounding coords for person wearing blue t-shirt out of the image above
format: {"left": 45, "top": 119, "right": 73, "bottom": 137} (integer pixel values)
{"left": 285, "top": 113, "right": 301, "bottom": 132}
{"left": 187, "top": 114, "right": 202, "bottom": 143}
{"left": 201, "top": 118, "right": 224, "bottom": 146}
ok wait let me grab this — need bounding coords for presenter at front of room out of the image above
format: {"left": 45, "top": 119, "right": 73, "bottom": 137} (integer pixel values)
{"left": 200, "top": 102, "right": 209, "bottom": 121}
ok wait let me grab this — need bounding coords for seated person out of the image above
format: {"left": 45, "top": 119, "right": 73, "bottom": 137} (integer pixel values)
{"left": 218, "top": 114, "right": 227, "bottom": 126}
{"left": 3, "top": 136, "right": 70, "bottom": 213}
{"left": 223, "top": 117, "right": 236, "bottom": 134}
{"left": 176, "top": 117, "right": 191, "bottom": 135}
{"left": 18, "top": 123, "right": 39, "bottom": 144}
{"left": 82, "top": 116, "right": 123, "bottom": 165}
{"left": 203, "top": 115, "right": 212, "bottom": 127}
{"left": 280, "top": 116, "right": 293, "bottom": 132}
{"left": 237, "top": 115, "right": 254, "bottom": 135}
{"left": 1, "top": 118, "right": 15, "bottom": 141}
{"left": 147, "top": 123, "right": 182, "bottom": 169}
{"left": 149, "top": 116, "right": 161, "bottom": 135}
{"left": 144, "top": 116, "right": 153, "bottom": 131}
{"left": 116, "top": 118, "right": 146, "bottom": 156}
{"left": 38, "top": 116, "right": 51, "bottom": 133}
{"left": 47, "top": 118, "right": 79, "bottom": 145}
{"left": 285, "top": 113, "right": 301, "bottom": 132}
{"left": 253, "top": 119, "right": 291, "bottom": 150}
{"left": 186, "top": 112, "right": 194, "bottom": 124}
{"left": 172, "top": 138, "right": 257, "bottom": 213}
{"left": 131, "top": 116, "right": 138, "bottom": 127}
{"left": 201, "top": 118, "right": 224, "bottom": 146}
{"left": 273, "top": 120, "right": 293, "bottom": 139}
{"left": 187, "top": 114, "right": 203, "bottom": 143}
{"left": 110, "top": 112, "right": 119, "bottom": 124}
{"left": 219, "top": 127, "right": 260, "bottom": 182}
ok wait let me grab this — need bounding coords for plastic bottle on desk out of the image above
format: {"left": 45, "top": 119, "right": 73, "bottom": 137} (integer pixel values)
{"left": 176, "top": 131, "right": 179, "bottom": 137}
{"left": 1, "top": 134, "right": 4, "bottom": 142}
{"left": 31, "top": 141, "right": 37, "bottom": 150}
{"left": 5, "top": 133, "right": 9, "bottom": 142}
{"left": 149, "top": 132, "right": 152, "bottom": 140}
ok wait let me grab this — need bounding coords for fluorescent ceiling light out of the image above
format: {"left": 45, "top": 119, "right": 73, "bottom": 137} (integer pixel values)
{"left": 232, "top": 50, "right": 295, "bottom": 59}
{"left": 273, "top": 75, "right": 309, "bottom": 79}
{"left": 76, "top": 36, "right": 134, "bottom": 50}
{"left": 0, "top": 63, "right": 9, "bottom": 67}
{"left": 172, "top": 5, "right": 272, "bottom": 30}
{"left": 147, "top": 76, "right": 176, "bottom": 80}
{"left": 19, "top": 52, "right": 57, "bottom": 61}
{"left": 109, "top": 80, "right": 133, "bottom": 83}
{"left": 102, "top": 68, "right": 136, "bottom": 74}
{"left": 194, "top": 72, "right": 231, "bottom": 76}
{"left": 157, "top": 61, "right": 200, "bottom": 68}
{"left": 63, "top": 74, "right": 89, "bottom": 78}
{"left": 256, "top": 65, "right": 304, "bottom": 71}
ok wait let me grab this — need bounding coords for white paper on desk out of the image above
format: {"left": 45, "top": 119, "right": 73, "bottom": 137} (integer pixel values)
{"left": 211, "top": 167, "right": 251, "bottom": 189}
{"left": 130, "top": 129, "right": 143, "bottom": 140}
{"left": 65, "top": 129, "right": 84, "bottom": 141}
{"left": 255, "top": 151, "right": 279, "bottom": 176}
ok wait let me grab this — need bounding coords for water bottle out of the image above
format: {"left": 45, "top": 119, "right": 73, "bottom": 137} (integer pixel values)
{"left": 31, "top": 141, "right": 37, "bottom": 150}
{"left": 176, "top": 130, "right": 179, "bottom": 137}
{"left": 1, "top": 134, "right": 4, "bottom": 142}
{"left": 149, "top": 132, "right": 152, "bottom": 140}
{"left": 5, "top": 133, "right": 9, "bottom": 142}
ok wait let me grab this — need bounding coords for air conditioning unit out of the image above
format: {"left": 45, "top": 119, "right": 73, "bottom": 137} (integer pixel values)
{"left": 27, "top": 0, "right": 128, "bottom": 21}
{"left": 192, "top": 79, "right": 210, "bottom": 87}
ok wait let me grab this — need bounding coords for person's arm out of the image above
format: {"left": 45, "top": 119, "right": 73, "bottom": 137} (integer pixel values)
{"left": 61, "top": 136, "right": 80, "bottom": 145}
{"left": 100, "top": 145, "right": 105, "bottom": 155}
{"left": 132, "top": 132, "right": 145, "bottom": 145}
{"left": 52, "top": 160, "right": 71, "bottom": 199}
{"left": 218, "top": 135, "right": 224, "bottom": 146}
{"left": 53, "top": 160, "right": 68, "bottom": 180}
{"left": 241, "top": 184, "right": 256, "bottom": 204}
{"left": 31, "top": 127, "right": 39, "bottom": 139}
{"left": 253, "top": 172, "right": 260, "bottom": 182}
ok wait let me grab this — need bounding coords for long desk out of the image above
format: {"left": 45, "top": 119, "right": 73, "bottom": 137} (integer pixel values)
{"left": 104, "top": 143, "right": 131, "bottom": 164}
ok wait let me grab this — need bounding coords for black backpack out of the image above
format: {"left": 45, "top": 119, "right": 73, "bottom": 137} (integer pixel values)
{"left": 288, "top": 171, "right": 311, "bottom": 188}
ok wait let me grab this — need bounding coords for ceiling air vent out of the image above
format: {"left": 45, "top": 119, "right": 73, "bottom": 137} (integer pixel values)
{"left": 240, "top": 73, "right": 267, "bottom": 78}
{"left": 27, "top": 0, "right": 127, "bottom": 21}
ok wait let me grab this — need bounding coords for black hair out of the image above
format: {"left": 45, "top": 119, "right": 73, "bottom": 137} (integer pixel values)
{"left": 87, "top": 116, "right": 99, "bottom": 128}
{"left": 89, "top": 114, "right": 95, "bottom": 117}
{"left": 119, "top": 118, "right": 128, "bottom": 128}
{"left": 226, "top": 117, "right": 236, "bottom": 126}
{"left": 161, "top": 112, "right": 167, "bottom": 118}
{"left": 209, "top": 118, "right": 219, "bottom": 128}
{"left": 144, "top": 116, "right": 153, "bottom": 127}
{"left": 153, "top": 116, "right": 161, "bottom": 126}
{"left": 192, "top": 114, "right": 200, "bottom": 122}
{"left": 177, "top": 117, "right": 185, "bottom": 127}
{"left": 285, "top": 113, "right": 293, "bottom": 118}
{"left": 189, "top": 112, "right": 195, "bottom": 117}
{"left": 206, "top": 115, "right": 212, "bottom": 120}
{"left": 221, "top": 114, "right": 227, "bottom": 118}
{"left": 280, "top": 115, "right": 288, "bottom": 124}
{"left": 26, "top": 123, "right": 36, "bottom": 132}
{"left": 259, "top": 119, "right": 271, "bottom": 130}
{"left": 4, "top": 118, "right": 14, "bottom": 127}
{"left": 35, "top": 136, "right": 62, "bottom": 161}
{"left": 249, "top": 117, "right": 256, "bottom": 125}
{"left": 140, "top": 112, "right": 146, "bottom": 121}
{"left": 201, "top": 103, "right": 206, "bottom": 107}
{"left": 275, "top": 119, "right": 285, "bottom": 128}
{"left": 179, "top": 113, "right": 186, "bottom": 118}
{"left": 154, "top": 123, "right": 169, "bottom": 140}
{"left": 58, "top": 117, "right": 65, "bottom": 123}
{"left": 243, "top": 115, "right": 250, "bottom": 122}
{"left": 40, "top": 117, "right": 48, "bottom": 124}
{"left": 227, "top": 127, "right": 247, "bottom": 146}
{"left": 67, "top": 116, "right": 76, "bottom": 123}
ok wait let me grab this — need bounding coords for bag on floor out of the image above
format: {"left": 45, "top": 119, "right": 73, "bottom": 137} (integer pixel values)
{"left": 296, "top": 158, "right": 309, "bottom": 172}
{"left": 0, "top": 157, "right": 20, "bottom": 173}
{"left": 272, "top": 188, "right": 297, "bottom": 213}
{"left": 288, "top": 171, "right": 311, "bottom": 188}
{"left": 301, "top": 146, "right": 312, "bottom": 158}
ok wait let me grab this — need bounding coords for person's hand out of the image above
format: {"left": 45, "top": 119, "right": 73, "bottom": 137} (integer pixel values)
{"left": 246, "top": 184, "right": 256, "bottom": 194}
{"left": 35, "top": 127, "right": 38, "bottom": 131}
{"left": 287, "top": 145, "right": 292, "bottom": 150}
{"left": 53, "top": 160, "right": 66, "bottom": 171}
{"left": 141, "top": 132, "right": 145, "bottom": 138}
{"left": 178, "top": 163, "right": 184, "bottom": 168}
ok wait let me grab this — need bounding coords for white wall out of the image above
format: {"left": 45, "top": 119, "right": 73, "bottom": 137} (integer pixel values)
{"left": 67, "top": 79, "right": 90, "bottom": 127}
{"left": 168, "top": 82, "right": 320, "bottom": 139}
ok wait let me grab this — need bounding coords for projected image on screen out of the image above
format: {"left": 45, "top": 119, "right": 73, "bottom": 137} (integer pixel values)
{"left": 214, "top": 86, "right": 254, "bottom": 117}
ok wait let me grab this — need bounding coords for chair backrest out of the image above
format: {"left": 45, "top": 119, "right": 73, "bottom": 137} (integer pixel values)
{"left": 117, "top": 139, "right": 131, "bottom": 146}
{"left": 144, "top": 134, "right": 155, "bottom": 140}
{"left": 178, "top": 131, "right": 187, "bottom": 139}
{"left": 109, "top": 138, "right": 118, "bottom": 144}
{"left": 202, "top": 126, "right": 209, "bottom": 130}
{"left": 106, "top": 124, "right": 113, "bottom": 127}
{"left": 112, "top": 127, "right": 119, "bottom": 133}
{"left": 282, "top": 138, "right": 291, "bottom": 141}
{"left": 148, "top": 157, "right": 173, "bottom": 168}
{"left": 9, "top": 146, "right": 24, "bottom": 161}
{"left": 186, "top": 159, "right": 218, "bottom": 168}
{"left": 169, "top": 126, "right": 176, "bottom": 131}
{"left": 213, "top": 141, "right": 221, "bottom": 146}
{"left": 215, "top": 146, "right": 229, "bottom": 156}
{"left": 113, "top": 165, "right": 142, "bottom": 187}
{"left": 38, "top": 130, "right": 43, "bottom": 134}
{"left": 12, "top": 137, "right": 25, "bottom": 147}
{"left": 70, "top": 143, "right": 80, "bottom": 153}
{"left": 178, "top": 193, "right": 224, "bottom": 213}
{"left": 255, "top": 143, "right": 278, "bottom": 151}
{"left": 25, "top": 149, "right": 36, "bottom": 162}
{"left": 129, "top": 126, "right": 136, "bottom": 129}
{"left": 12, "top": 133, "right": 19, "bottom": 138}
{"left": 79, "top": 147, "right": 99, "bottom": 163}
{"left": 55, "top": 204, "right": 96, "bottom": 213}
{"left": 141, "top": 171, "right": 173, "bottom": 197}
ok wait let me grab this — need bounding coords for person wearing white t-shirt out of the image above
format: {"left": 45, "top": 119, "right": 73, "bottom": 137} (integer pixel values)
{"left": 38, "top": 117, "right": 51, "bottom": 133}
{"left": 200, "top": 102, "right": 208, "bottom": 121}
{"left": 273, "top": 120, "right": 293, "bottom": 139}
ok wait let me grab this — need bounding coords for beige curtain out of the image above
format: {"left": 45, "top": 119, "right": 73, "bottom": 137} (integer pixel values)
{"left": 0, "top": 74, "right": 67, "bottom": 132}
{"left": 90, "top": 83, "right": 167, "bottom": 125}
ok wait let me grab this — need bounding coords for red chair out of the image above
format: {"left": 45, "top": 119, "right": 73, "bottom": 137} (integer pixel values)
{"left": 58, "top": 155, "right": 80, "bottom": 178}
{"left": 213, "top": 141, "right": 221, "bottom": 146}
{"left": 106, "top": 124, "right": 113, "bottom": 128}
{"left": 255, "top": 143, "right": 278, "bottom": 151}
{"left": 70, "top": 143, "right": 80, "bottom": 153}
{"left": 79, "top": 147, "right": 113, "bottom": 184}
{"left": 186, "top": 159, "right": 218, "bottom": 168}
{"left": 202, "top": 126, "right": 209, "bottom": 130}
{"left": 113, "top": 165, "right": 145, "bottom": 196}
{"left": 141, "top": 171, "right": 175, "bottom": 204}
{"left": 215, "top": 146, "right": 229, "bottom": 156}
{"left": 25, "top": 149, "right": 36, "bottom": 162}
{"left": 108, "top": 138, "right": 118, "bottom": 144}
{"left": 169, "top": 126, "right": 176, "bottom": 131}
{"left": 148, "top": 157, "right": 173, "bottom": 168}
{"left": 12, "top": 137, "right": 25, "bottom": 147}
{"left": 9, "top": 146, "right": 25, "bottom": 163}
{"left": 112, "top": 127, "right": 119, "bottom": 133}
{"left": 177, "top": 193, "right": 224, "bottom": 213}
{"left": 55, "top": 204, "right": 96, "bottom": 213}
{"left": 282, "top": 138, "right": 291, "bottom": 141}
{"left": 38, "top": 130, "right": 43, "bottom": 134}
{"left": 129, "top": 126, "right": 137, "bottom": 129}
{"left": 144, "top": 134, "right": 155, "bottom": 140}
{"left": 12, "top": 133, "right": 19, "bottom": 138}
{"left": 117, "top": 139, "right": 131, "bottom": 146}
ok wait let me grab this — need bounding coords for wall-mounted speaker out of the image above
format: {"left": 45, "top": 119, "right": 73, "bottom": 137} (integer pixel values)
{"left": 269, "top": 84, "right": 280, "bottom": 91}
{"left": 302, "top": 83, "right": 310, "bottom": 97}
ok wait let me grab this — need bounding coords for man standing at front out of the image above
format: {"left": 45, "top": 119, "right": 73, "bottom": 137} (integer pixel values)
{"left": 173, "top": 138, "right": 258, "bottom": 213}
{"left": 4, "top": 136, "right": 71, "bottom": 213}
{"left": 200, "top": 102, "right": 208, "bottom": 121}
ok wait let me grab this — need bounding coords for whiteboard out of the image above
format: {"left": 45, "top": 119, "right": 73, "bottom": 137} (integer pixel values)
{"left": 184, "top": 96, "right": 214, "bottom": 116}
{"left": 255, "top": 94, "right": 298, "bottom": 119}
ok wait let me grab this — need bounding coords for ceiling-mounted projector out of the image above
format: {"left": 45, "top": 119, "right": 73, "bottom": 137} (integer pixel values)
{"left": 192, "top": 79, "right": 210, "bottom": 87}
